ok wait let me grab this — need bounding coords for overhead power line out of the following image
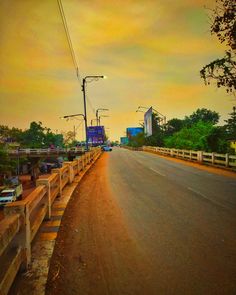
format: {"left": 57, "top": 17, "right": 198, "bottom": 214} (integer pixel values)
{"left": 57, "top": 0, "right": 96, "bottom": 114}
{"left": 57, "top": 0, "right": 82, "bottom": 84}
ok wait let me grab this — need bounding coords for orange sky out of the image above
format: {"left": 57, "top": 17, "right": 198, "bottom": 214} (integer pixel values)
{"left": 0, "top": 0, "right": 234, "bottom": 141}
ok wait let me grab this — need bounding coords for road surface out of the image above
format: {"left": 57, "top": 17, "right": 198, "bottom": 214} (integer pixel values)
{"left": 46, "top": 148, "right": 236, "bottom": 295}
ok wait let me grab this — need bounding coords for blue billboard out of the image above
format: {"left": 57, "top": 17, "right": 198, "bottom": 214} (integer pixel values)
{"left": 87, "top": 126, "right": 105, "bottom": 144}
{"left": 126, "top": 127, "right": 143, "bottom": 139}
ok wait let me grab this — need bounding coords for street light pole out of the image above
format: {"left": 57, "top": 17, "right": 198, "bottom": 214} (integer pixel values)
{"left": 99, "top": 115, "right": 109, "bottom": 126}
{"left": 81, "top": 76, "right": 106, "bottom": 150}
{"left": 91, "top": 119, "right": 97, "bottom": 126}
{"left": 81, "top": 78, "right": 88, "bottom": 150}
{"left": 60, "top": 113, "right": 85, "bottom": 144}
{"left": 96, "top": 108, "right": 109, "bottom": 126}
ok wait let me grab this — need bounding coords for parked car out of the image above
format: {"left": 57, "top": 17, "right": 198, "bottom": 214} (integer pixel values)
{"left": 0, "top": 184, "right": 23, "bottom": 206}
{"left": 102, "top": 146, "right": 112, "bottom": 152}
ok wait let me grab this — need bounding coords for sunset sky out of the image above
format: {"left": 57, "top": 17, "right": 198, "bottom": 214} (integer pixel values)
{"left": 0, "top": 0, "right": 234, "bottom": 141}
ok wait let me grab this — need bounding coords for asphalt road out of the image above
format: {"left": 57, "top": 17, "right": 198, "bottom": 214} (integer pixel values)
{"left": 108, "top": 148, "right": 236, "bottom": 294}
{"left": 47, "top": 148, "right": 236, "bottom": 295}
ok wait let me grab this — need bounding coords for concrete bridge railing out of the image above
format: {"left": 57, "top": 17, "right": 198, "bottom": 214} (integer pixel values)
{"left": 122, "top": 145, "right": 236, "bottom": 170}
{"left": 0, "top": 147, "right": 101, "bottom": 295}
{"left": 7, "top": 147, "right": 85, "bottom": 156}
{"left": 143, "top": 146, "right": 236, "bottom": 169}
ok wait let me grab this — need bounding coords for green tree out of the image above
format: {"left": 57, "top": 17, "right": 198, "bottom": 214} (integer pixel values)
{"left": 44, "top": 130, "right": 64, "bottom": 147}
{"left": 184, "top": 108, "right": 219, "bottom": 126}
{"left": 164, "top": 120, "right": 229, "bottom": 152}
{"left": 21, "top": 121, "right": 45, "bottom": 148}
{"left": 20, "top": 122, "right": 64, "bottom": 148}
{"left": 128, "top": 132, "right": 145, "bottom": 147}
{"left": 0, "top": 145, "right": 16, "bottom": 182}
{"left": 165, "top": 118, "right": 184, "bottom": 136}
{"left": 0, "top": 125, "right": 23, "bottom": 143}
{"left": 224, "top": 106, "right": 236, "bottom": 138}
{"left": 206, "top": 126, "right": 229, "bottom": 153}
{"left": 200, "top": 0, "right": 236, "bottom": 93}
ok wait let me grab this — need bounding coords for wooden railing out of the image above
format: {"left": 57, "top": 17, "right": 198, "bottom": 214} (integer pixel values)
{"left": 142, "top": 146, "right": 236, "bottom": 169}
{"left": 0, "top": 147, "right": 101, "bottom": 295}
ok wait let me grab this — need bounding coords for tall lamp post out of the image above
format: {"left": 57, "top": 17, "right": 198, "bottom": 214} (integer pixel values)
{"left": 99, "top": 115, "right": 109, "bottom": 126}
{"left": 81, "top": 76, "right": 106, "bottom": 150}
{"left": 60, "top": 113, "right": 85, "bottom": 143}
{"left": 90, "top": 119, "right": 97, "bottom": 126}
{"left": 96, "top": 108, "right": 109, "bottom": 126}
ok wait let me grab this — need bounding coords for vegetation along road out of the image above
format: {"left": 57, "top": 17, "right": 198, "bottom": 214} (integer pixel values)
{"left": 46, "top": 148, "right": 236, "bottom": 295}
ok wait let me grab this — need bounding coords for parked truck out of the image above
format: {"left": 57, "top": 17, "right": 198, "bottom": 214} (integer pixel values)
{"left": 0, "top": 184, "right": 23, "bottom": 206}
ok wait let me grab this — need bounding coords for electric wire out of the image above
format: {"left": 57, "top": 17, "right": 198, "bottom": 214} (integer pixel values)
{"left": 57, "top": 0, "right": 82, "bottom": 84}
{"left": 57, "top": 0, "right": 96, "bottom": 114}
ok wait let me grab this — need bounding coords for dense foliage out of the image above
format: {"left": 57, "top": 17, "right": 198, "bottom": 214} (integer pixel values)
{"left": 224, "top": 106, "right": 236, "bottom": 138}
{"left": 200, "top": 0, "right": 236, "bottom": 93}
{"left": 128, "top": 108, "right": 235, "bottom": 154}
{"left": 0, "top": 121, "right": 64, "bottom": 148}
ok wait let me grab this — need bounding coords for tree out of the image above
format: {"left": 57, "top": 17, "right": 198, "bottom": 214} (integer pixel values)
{"left": 128, "top": 132, "right": 145, "bottom": 147}
{"left": 206, "top": 126, "right": 230, "bottom": 153}
{"left": 0, "top": 145, "right": 16, "bottom": 182}
{"left": 141, "top": 113, "right": 165, "bottom": 146}
{"left": 200, "top": 0, "right": 236, "bottom": 94}
{"left": 0, "top": 125, "right": 23, "bottom": 143}
{"left": 184, "top": 108, "right": 220, "bottom": 126}
{"left": 21, "top": 121, "right": 46, "bottom": 148}
{"left": 44, "top": 130, "right": 64, "bottom": 147}
{"left": 164, "top": 120, "right": 229, "bottom": 153}
{"left": 61, "top": 131, "right": 75, "bottom": 146}
{"left": 20, "top": 122, "right": 64, "bottom": 148}
{"left": 224, "top": 106, "right": 236, "bottom": 138}
{"left": 165, "top": 118, "right": 185, "bottom": 136}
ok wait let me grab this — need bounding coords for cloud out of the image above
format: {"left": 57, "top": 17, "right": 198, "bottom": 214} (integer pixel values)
{"left": 0, "top": 0, "right": 232, "bottom": 140}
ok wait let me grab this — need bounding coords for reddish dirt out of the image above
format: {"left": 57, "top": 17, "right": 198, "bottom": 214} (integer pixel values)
{"left": 46, "top": 153, "right": 156, "bottom": 295}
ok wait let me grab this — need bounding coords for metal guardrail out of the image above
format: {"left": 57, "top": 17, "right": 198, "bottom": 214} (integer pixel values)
{"left": 142, "top": 146, "right": 236, "bottom": 169}
{"left": 0, "top": 147, "right": 101, "bottom": 295}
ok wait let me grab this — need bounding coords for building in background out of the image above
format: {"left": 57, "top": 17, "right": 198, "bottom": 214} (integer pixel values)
{"left": 126, "top": 127, "right": 144, "bottom": 140}
{"left": 120, "top": 137, "right": 129, "bottom": 145}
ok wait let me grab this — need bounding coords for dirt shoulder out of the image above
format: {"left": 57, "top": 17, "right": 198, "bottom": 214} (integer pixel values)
{"left": 46, "top": 153, "right": 155, "bottom": 295}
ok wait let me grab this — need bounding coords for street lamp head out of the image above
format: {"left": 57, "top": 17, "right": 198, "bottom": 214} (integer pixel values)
{"left": 84, "top": 75, "right": 106, "bottom": 81}
{"left": 60, "top": 113, "right": 85, "bottom": 120}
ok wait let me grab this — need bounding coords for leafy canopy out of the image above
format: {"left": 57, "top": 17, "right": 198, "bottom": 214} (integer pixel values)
{"left": 200, "top": 0, "right": 236, "bottom": 94}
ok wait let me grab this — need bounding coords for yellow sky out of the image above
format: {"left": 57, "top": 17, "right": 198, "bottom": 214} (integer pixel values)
{"left": 0, "top": 0, "right": 234, "bottom": 141}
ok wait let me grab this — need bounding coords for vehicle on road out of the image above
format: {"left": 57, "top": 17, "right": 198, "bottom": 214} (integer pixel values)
{"left": 102, "top": 146, "right": 112, "bottom": 152}
{"left": 0, "top": 184, "right": 23, "bottom": 206}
